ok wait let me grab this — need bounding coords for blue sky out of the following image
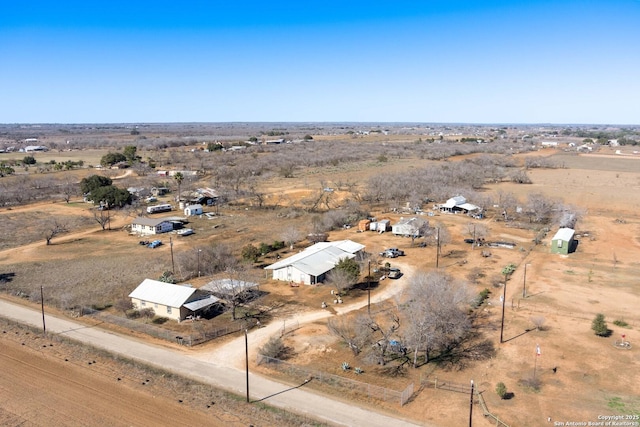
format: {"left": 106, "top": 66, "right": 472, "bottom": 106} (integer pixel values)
{"left": 1, "top": 1, "right": 639, "bottom": 124}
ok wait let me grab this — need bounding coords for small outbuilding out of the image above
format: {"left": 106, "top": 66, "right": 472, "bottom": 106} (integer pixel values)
{"left": 550, "top": 227, "right": 576, "bottom": 255}
{"left": 358, "top": 219, "right": 371, "bottom": 232}
{"left": 184, "top": 204, "right": 203, "bottom": 216}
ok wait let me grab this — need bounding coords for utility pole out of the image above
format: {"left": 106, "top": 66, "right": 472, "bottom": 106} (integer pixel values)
{"left": 170, "top": 237, "right": 175, "bottom": 274}
{"left": 500, "top": 274, "right": 507, "bottom": 343}
{"left": 245, "top": 329, "right": 250, "bottom": 403}
{"left": 522, "top": 263, "right": 528, "bottom": 298}
{"left": 367, "top": 260, "right": 371, "bottom": 314}
{"left": 469, "top": 380, "right": 474, "bottom": 427}
{"left": 40, "top": 286, "right": 46, "bottom": 335}
{"left": 436, "top": 227, "right": 440, "bottom": 268}
{"left": 197, "top": 249, "right": 202, "bottom": 278}
{"left": 472, "top": 223, "right": 476, "bottom": 250}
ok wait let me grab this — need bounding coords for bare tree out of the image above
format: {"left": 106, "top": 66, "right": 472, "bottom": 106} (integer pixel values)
{"left": 60, "top": 177, "right": 78, "bottom": 203}
{"left": 42, "top": 218, "right": 69, "bottom": 245}
{"left": 327, "top": 314, "right": 374, "bottom": 356}
{"left": 366, "top": 310, "right": 401, "bottom": 366}
{"left": 402, "top": 271, "right": 472, "bottom": 367}
{"left": 281, "top": 225, "right": 302, "bottom": 250}
{"left": 530, "top": 316, "right": 546, "bottom": 331}
{"left": 465, "top": 222, "right": 488, "bottom": 247}
{"left": 92, "top": 208, "right": 113, "bottom": 231}
{"left": 326, "top": 267, "right": 356, "bottom": 296}
{"left": 208, "top": 268, "right": 258, "bottom": 320}
{"left": 497, "top": 190, "right": 518, "bottom": 221}
{"left": 525, "top": 193, "right": 558, "bottom": 224}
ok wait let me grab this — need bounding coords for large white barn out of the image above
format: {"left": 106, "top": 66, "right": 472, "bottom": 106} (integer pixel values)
{"left": 264, "top": 240, "right": 365, "bottom": 285}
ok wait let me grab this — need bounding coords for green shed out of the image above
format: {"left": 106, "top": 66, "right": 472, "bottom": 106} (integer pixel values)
{"left": 550, "top": 228, "right": 575, "bottom": 255}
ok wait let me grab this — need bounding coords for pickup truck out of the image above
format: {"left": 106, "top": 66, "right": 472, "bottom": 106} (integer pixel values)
{"left": 147, "top": 240, "right": 163, "bottom": 248}
{"left": 380, "top": 248, "right": 405, "bottom": 258}
{"left": 388, "top": 268, "right": 402, "bottom": 279}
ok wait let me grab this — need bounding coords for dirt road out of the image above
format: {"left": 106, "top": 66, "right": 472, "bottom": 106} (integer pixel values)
{"left": 0, "top": 298, "right": 423, "bottom": 427}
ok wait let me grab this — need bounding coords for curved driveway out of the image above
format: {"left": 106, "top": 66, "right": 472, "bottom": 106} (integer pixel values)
{"left": 0, "top": 263, "right": 426, "bottom": 427}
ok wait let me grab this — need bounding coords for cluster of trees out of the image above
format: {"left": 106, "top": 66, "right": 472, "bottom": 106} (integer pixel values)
{"left": 327, "top": 271, "right": 492, "bottom": 368}
{"left": 0, "top": 175, "right": 79, "bottom": 206}
{"left": 80, "top": 175, "right": 132, "bottom": 208}
{"left": 100, "top": 145, "right": 140, "bottom": 167}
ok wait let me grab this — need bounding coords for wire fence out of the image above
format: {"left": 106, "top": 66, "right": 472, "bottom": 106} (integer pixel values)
{"left": 88, "top": 311, "right": 250, "bottom": 346}
{"left": 421, "top": 375, "right": 510, "bottom": 427}
{"left": 257, "top": 353, "right": 414, "bottom": 406}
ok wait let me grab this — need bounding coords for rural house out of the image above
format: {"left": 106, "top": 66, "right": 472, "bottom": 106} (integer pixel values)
{"left": 131, "top": 217, "right": 174, "bottom": 235}
{"left": 265, "top": 240, "right": 365, "bottom": 285}
{"left": 184, "top": 204, "right": 203, "bottom": 216}
{"left": 550, "top": 227, "right": 576, "bottom": 255}
{"left": 392, "top": 217, "right": 428, "bottom": 237}
{"left": 128, "top": 279, "right": 220, "bottom": 322}
{"left": 438, "top": 195, "right": 481, "bottom": 216}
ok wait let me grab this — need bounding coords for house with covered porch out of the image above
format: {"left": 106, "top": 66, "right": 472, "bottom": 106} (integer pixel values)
{"left": 264, "top": 240, "right": 365, "bottom": 285}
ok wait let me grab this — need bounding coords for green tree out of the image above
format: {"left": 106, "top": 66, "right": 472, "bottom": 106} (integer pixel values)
{"left": 89, "top": 185, "right": 132, "bottom": 208}
{"left": 591, "top": 313, "right": 610, "bottom": 337}
{"left": 174, "top": 172, "right": 184, "bottom": 201}
{"left": 123, "top": 145, "right": 138, "bottom": 163}
{"left": 100, "top": 152, "right": 127, "bottom": 167}
{"left": 333, "top": 257, "right": 360, "bottom": 284}
{"left": 496, "top": 382, "right": 508, "bottom": 399}
{"left": 0, "top": 164, "right": 15, "bottom": 177}
{"left": 241, "top": 244, "right": 260, "bottom": 263}
{"left": 80, "top": 175, "right": 113, "bottom": 194}
{"left": 206, "top": 142, "right": 222, "bottom": 151}
{"left": 22, "top": 155, "right": 36, "bottom": 165}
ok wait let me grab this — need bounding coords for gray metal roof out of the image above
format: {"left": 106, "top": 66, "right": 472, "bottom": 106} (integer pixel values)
{"left": 201, "top": 279, "right": 258, "bottom": 295}
{"left": 128, "top": 279, "right": 196, "bottom": 308}
{"left": 264, "top": 240, "right": 360, "bottom": 277}
{"left": 183, "top": 295, "right": 220, "bottom": 311}
{"left": 132, "top": 217, "right": 172, "bottom": 227}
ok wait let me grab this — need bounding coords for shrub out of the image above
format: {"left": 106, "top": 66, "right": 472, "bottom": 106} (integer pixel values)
{"left": 271, "top": 240, "right": 285, "bottom": 250}
{"left": 613, "top": 319, "right": 629, "bottom": 328}
{"left": 22, "top": 156, "right": 36, "bottom": 165}
{"left": 472, "top": 288, "right": 490, "bottom": 309}
{"left": 260, "top": 336, "right": 286, "bottom": 359}
{"left": 496, "top": 382, "right": 507, "bottom": 399}
{"left": 241, "top": 244, "right": 260, "bottom": 262}
{"left": 591, "top": 313, "right": 611, "bottom": 337}
{"left": 258, "top": 242, "right": 271, "bottom": 255}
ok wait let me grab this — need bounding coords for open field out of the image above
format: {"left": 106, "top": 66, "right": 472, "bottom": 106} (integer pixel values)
{"left": 1, "top": 127, "right": 640, "bottom": 426}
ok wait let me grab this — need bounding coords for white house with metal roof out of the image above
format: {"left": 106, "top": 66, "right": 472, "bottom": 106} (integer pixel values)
{"left": 264, "top": 240, "right": 365, "bottom": 285}
{"left": 438, "top": 195, "right": 481, "bottom": 215}
{"left": 128, "top": 279, "right": 220, "bottom": 322}
{"left": 392, "top": 217, "right": 428, "bottom": 237}
{"left": 131, "top": 217, "right": 174, "bottom": 235}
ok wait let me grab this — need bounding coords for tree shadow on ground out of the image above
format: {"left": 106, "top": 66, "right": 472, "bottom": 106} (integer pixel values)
{"left": 431, "top": 338, "right": 496, "bottom": 370}
{"left": 0, "top": 272, "right": 16, "bottom": 283}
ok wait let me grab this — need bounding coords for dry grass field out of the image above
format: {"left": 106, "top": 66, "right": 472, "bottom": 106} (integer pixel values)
{"left": 1, "top": 135, "right": 640, "bottom": 426}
